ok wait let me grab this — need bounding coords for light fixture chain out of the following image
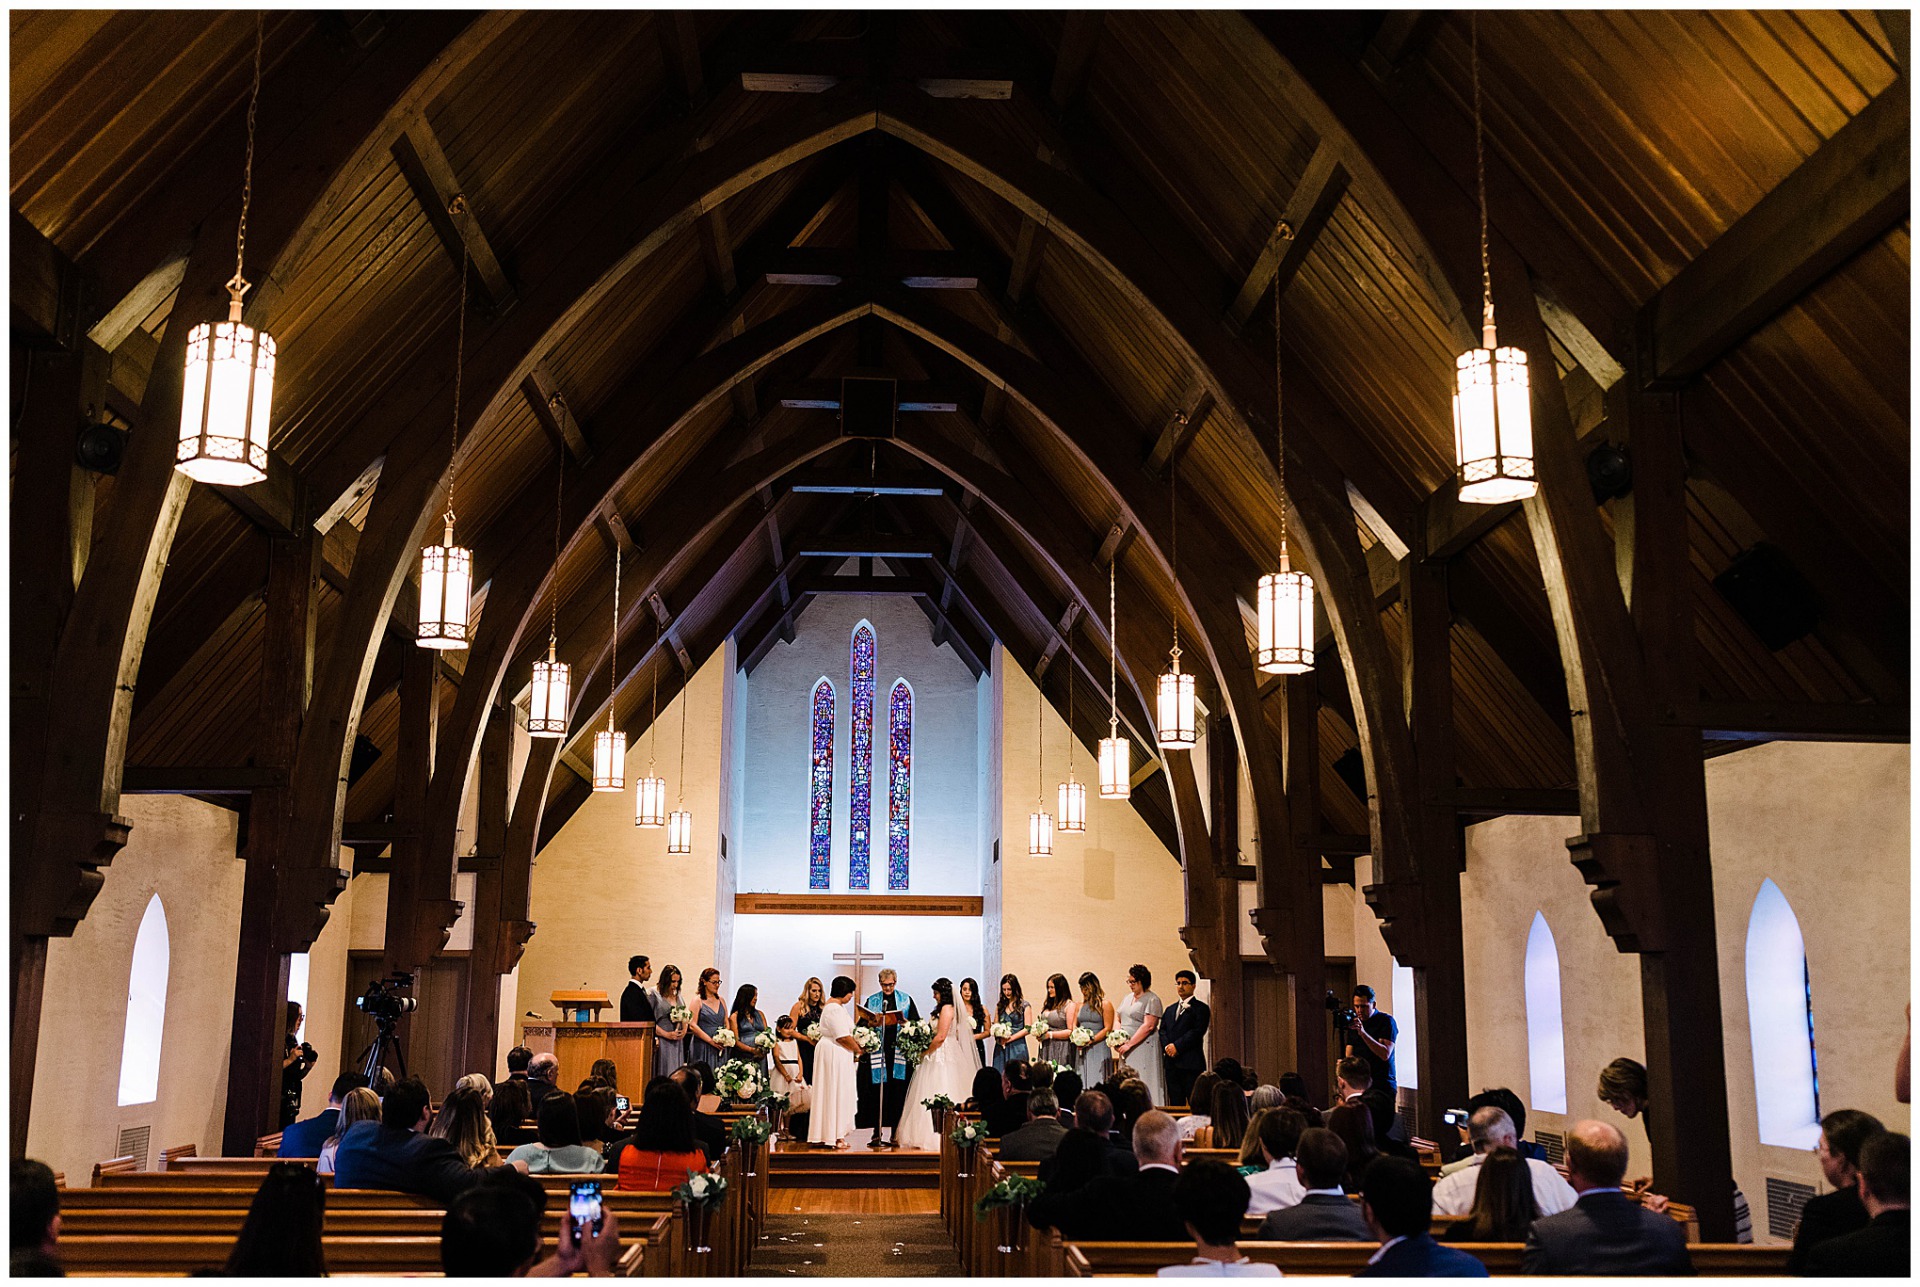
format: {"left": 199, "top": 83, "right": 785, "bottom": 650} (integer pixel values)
{"left": 231, "top": 12, "right": 262, "bottom": 298}
{"left": 677, "top": 644, "right": 688, "bottom": 801}
{"left": 650, "top": 616, "right": 661, "bottom": 766}
{"left": 447, "top": 246, "right": 469, "bottom": 524}
{"left": 1066, "top": 616, "right": 1075, "bottom": 776}
{"left": 549, "top": 437, "right": 563, "bottom": 643}
{"left": 609, "top": 546, "right": 621, "bottom": 728}
{"left": 1275, "top": 277, "right": 1287, "bottom": 553}
{"left": 1036, "top": 666, "right": 1044, "bottom": 804}
{"left": 1473, "top": 12, "right": 1493, "bottom": 332}
{"left": 1108, "top": 561, "right": 1119, "bottom": 735}
{"left": 1169, "top": 449, "right": 1181, "bottom": 661}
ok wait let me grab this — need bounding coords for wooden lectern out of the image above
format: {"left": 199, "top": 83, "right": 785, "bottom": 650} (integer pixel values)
{"left": 521, "top": 990, "right": 654, "bottom": 1093}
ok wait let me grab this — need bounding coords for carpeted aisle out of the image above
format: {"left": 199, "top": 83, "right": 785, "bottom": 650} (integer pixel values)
{"left": 748, "top": 1212, "right": 962, "bottom": 1277}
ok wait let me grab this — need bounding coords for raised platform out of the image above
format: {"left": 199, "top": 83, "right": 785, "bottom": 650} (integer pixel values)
{"left": 768, "top": 1138, "right": 940, "bottom": 1189}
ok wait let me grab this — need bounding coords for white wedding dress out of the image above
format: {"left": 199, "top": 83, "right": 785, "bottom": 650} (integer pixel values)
{"left": 893, "top": 1004, "right": 981, "bottom": 1151}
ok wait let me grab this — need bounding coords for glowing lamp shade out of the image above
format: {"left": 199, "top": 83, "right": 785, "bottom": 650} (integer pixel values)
{"left": 417, "top": 521, "right": 473, "bottom": 649}
{"left": 1453, "top": 339, "right": 1536, "bottom": 504}
{"left": 666, "top": 808, "right": 693, "bottom": 855}
{"left": 1156, "top": 669, "right": 1197, "bottom": 749}
{"left": 1256, "top": 559, "right": 1316, "bottom": 674}
{"left": 635, "top": 775, "right": 668, "bottom": 828}
{"left": 177, "top": 303, "right": 274, "bottom": 485}
{"left": 1058, "top": 779, "right": 1087, "bottom": 833}
{"left": 528, "top": 647, "right": 570, "bottom": 738}
{"left": 1098, "top": 736, "right": 1130, "bottom": 800}
{"left": 1028, "top": 809, "right": 1054, "bottom": 857}
{"left": 591, "top": 730, "right": 626, "bottom": 792}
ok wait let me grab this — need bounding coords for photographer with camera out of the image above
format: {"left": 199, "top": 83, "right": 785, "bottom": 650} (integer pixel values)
{"left": 282, "top": 1002, "right": 319, "bottom": 1127}
{"left": 1335, "top": 986, "right": 1397, "bottom": 1101}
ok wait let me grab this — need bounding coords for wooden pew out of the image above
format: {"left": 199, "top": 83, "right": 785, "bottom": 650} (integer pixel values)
{"left": 1060, "top": 1240, "right": 1797, "bottom": 1277}
{"left": 90, "top": 1155, "right": 137, "bottom": 1185}
{"left": 58, "top": 1233, "right": 649, "bottom": 1276}
{"left": 156, "top": 1143, "right": 197, "bottom": 1170}
{"left": 254, "top": 1131, "right": 283, "bottom": 1157}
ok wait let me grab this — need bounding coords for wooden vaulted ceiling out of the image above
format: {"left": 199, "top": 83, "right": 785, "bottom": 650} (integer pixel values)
{"left": 13, "top": 10, "right": 1907, "bottom": 860}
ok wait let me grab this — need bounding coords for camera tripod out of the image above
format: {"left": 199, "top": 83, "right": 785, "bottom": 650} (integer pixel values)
{"left": 356, "top": 1020, "right": 409, "bottom": 1085}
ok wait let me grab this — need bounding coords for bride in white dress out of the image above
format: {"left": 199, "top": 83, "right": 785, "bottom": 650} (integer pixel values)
{"left": 893, "top": 978, "right": 981, "bottom": 1151}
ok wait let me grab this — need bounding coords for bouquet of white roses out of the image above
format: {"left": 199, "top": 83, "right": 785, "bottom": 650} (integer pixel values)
{"left": 1105, "top": 1027, "right": 1130, "bottom": 1050}
{"left": 713, "top": 1029, "right": 738, "bottom": 1049}
{"left": 897, "top": 1018, "right": 936, "bottom": 1063}
{"left": 989, "top": 1020, "right": 1017, "bottom": 1041}
{"left": 854, "top": 1026, "right": 883, "bottom": 1054}
{"left": 674, "top": 1166, "right": 730, "bottom": 1207}
{"left": 950, "top": 1117, "right": 989, "bottom": 1148}
{"left": 1027, "top": 1018, "right": 1049, "bottom": 1039}
{"left": 752, "top": 1030, "right": 776, "bottom": 1051}
{"left": 669, "top": 1004, "right": 692, "bottom": 1024}
{"left": 1069, "top": 1027, "right": 1093, "bottom": 1048}
{"left": 715, "top": 1058, "right": 764, "bottom": 1101}
{"left": 1041, "top": 1058, "right": 1071, "bottom": 1077}
{"left": 803, "top": 1021, "right": 821, "bottom": 1041}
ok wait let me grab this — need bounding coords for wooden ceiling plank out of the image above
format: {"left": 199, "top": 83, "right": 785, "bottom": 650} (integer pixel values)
{"left": 519, "top": 364, "right": 592, "bottom": 464}
{"left": 1049, "top": 13, "right": 1105, "bottom": 110}
{"left": 1225, "top": 139, "right": 1351, "bottom": 329}
{"left": 391, "top": 115, "right": 517, "bottom": 312}
{"left": 1144, "top": 375, "right": 1216, "bottom": 475}
{"left": 86, "top": 240, "right": 191, "bottom": 353}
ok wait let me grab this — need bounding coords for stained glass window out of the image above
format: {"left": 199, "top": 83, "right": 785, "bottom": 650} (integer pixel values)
{"left": 887, "top": 680, "right": 912, "bottom": 889}
{"left": 808, "top": 678, "right": 834, "bottom": 890}
{"left": 848, "top": 623, "right": 876, "bottom": 889}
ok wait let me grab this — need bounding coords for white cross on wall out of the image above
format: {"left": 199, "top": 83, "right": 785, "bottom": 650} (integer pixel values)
{"left": 832, "top": 930, "right": 886, "bottom": 996}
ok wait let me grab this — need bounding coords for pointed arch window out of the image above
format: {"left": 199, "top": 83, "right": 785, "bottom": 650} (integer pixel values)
{"left": 1746, "top": 879, "right": 1821, "bottom": 1147}
{"left": 848, "top": 623, "right": 876, "bottom": 889}
{"left": 118, "top": 895, "right": 171, "bottom": 1106}
{"left": 808, "top": 678, "right": 835, "bottom": 890}
{"left": 1523, "top": 911, "right": 1568, "bottom": 1113}
{"left": 887, "top": 679, "right": 913, "bottom": 889}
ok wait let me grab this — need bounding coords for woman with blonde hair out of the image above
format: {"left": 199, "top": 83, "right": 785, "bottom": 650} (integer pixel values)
{"left": 790, "top": 976, "right": 827, "bottom": 1082}
{"left": 317, "top": 1087, "right": 380, "bottom": 1173}
{"left": 1073, "top": 972, "right": 1115, "bottom": 1085}
{"left": 455, "top": 1073, "right": 494, "bottom": 1106}
{"left": 430, "top": 1085, "right": 500, "bottom": 1169}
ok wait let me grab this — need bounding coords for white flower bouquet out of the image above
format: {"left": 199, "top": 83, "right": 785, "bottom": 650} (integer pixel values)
{"left": 989, "top": 1020, "right": 1017, "bottom": 1042}
{"left": 713, "top": 1029, "right": 738, "bottom": 1049}
{"left": 1105, "top": 1027, "right": 1131, "bottom": 1050}
{"left": 1042, "top": 1059, "right": 1072, "bottom": 1077}
{"left": 1028, "top": 1019, "right": 1050, "bottom": 1039}
{"left": 715, "top": 1058, "right": 764, "bottom": 1102}
{"left": 674, "top": 1166, "right": 730, "bottom": 1207}
{"left": 752, "top": 1031, "right": 776, "bottom": 1051}
{"left": 803, "top": 1021, "right": 821, "bottom": 1041}
{"left": 1069, "top": 1027, "right": 1093, "bottom": 1048}
{"left": 854, "top": 1026, "right": 883, "bottom": 1054}
{"left": 668, "top": 1004, "right": 692, "bottom": 1024}
{"left": 897, "top": 1018, "right": 936, "bottom": 1063}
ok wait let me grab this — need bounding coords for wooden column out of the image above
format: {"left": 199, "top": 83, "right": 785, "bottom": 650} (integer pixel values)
{"left": 383, "top": 643, "right": 448, "bottom": 976}
{"left": 1281, "top": 670, "right": 1331, "bottom": 1105}
{"left": 1399, "top": 551, "right": 1469, "bottom": 1146}
{"left": 1204, "top": 716, "right": 1244, "bottom": 1064}
{"left": 460, "top": 703, "right": 514, "bottom": 1076}
{"left": 222, "top": 530, "right": 320, "bottom": 1153}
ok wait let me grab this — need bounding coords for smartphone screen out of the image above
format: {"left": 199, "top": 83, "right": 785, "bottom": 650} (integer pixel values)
{"left": 569, "top": 1181, "right": 603, "bottom": 1243}
{"left": 615, "top": 1095, "right": 629, "bottom": 1113}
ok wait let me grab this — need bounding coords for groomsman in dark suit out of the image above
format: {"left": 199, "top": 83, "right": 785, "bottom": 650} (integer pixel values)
{"left": 1161, "top": 970, "right": 1212, "bottom": 1108}
{"left": 619, "top": 955, "right": 654, "bottom": 1021}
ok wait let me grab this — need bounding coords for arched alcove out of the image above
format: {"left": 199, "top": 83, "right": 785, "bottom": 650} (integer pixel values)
{"left": 117, "top": 894, "right": 170, "bottom": 1107}
{"left": 1746, "top": 878, "right": 1821, "bottom": 1148}
{"left": 1524, "top": 911, "right": 1568, "bottom": 1114}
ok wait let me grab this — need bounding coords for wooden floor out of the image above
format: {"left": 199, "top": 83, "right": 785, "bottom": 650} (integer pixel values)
{"left": 765, "top": 1186, "right": 939, "bottom": 1214}
{"left": 769, "top": 1136, "right": 938, "bottom": 1156}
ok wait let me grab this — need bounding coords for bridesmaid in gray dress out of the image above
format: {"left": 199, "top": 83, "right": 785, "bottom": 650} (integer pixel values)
{"left": 1074, "top": 971, "right": 1116, "bottom": 1085}
{"left": 1113, "top": 963, "right": 1167, "bottom": 1105}
{"left": 1038, "top": 973, "right": 1078, "bottom": 1070}
{"left": 651, "top": 965, "right": 687, "bottom": 1077}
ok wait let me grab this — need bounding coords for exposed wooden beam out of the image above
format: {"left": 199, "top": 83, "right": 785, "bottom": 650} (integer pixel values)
{"left": 1360, "top": 11, "right": 1443, "bottom": 79}
{"left": 1144, "top": 376, "right": 1216, "bottom": 476}
{"left": 120, "top": 766, "right": 287, "bottom": 795}
{"left": 1298, "top": 832, "right": 1372, "bottom": 857}
{"left": 593, "top": 507, "right": 638, "bottom": 558}
{"left": 1645, "top": 77, "right": 1908, "bottom": 385}
{"left": 773, "top": 378, "right": 962, "bottom": 411}
{"left": 761, "top": 246, "right": 981, "bottom": 289}
{"left": 391, "top": 114, "right": 516, "bottom": 311}
{"left": 1225, "top": 140, "right": 1350, "bottom": 329}
{"left": 1665, "top": 700, "right": 1909, "bottom": 744}
{"left": 1094, "top": 522, "right": 1130, "bottom": 567}
{"left": 1441, "top": 787, "right": 1582, "bottom": 817}
{"left": 1032, "top": 601, "right": 1083, "bottom": 683}
{"left": 87, "top": 242, "right": 191, "bottom": 353}
{"left": 1049, "top": 13, "right": 1104, "bottom": 109}
{"left": 521, "top": 365, "right": 592, "bottom": 463}
{"left": 791, "top": 571, "right": 932, "bottom": 597}
{"left": 795, "top": 536, "right": 942, "bottom": 560}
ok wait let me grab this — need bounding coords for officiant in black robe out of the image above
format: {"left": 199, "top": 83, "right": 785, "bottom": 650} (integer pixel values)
{"left": 855, "top": 970, "right": 919, "bottom": 1148}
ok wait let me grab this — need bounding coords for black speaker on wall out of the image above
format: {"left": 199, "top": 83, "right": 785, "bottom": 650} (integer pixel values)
{"left": 1332, "top": 748, "right": 1368, "bottom": 802}
{"left": 1712, "top": 542, "right": 1821, "bottom": 650}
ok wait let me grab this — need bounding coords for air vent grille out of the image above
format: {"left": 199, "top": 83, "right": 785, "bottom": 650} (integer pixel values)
{"left": 1766, "top": 1176, "right": 1815, "bottom": 1241}
{"left": 116, "top": 1124, "right": 151, "bottom": 1171}
{"left": 1536, "top": 1129, "right": 1565, "bottom": 1165}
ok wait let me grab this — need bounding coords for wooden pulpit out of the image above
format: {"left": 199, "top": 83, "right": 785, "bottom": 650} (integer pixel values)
{"left": 523, "top": 990, "right": 653, "bottom": 1093}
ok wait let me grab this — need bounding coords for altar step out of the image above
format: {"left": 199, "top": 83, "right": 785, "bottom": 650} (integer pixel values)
{"left": 768, "top": 1143, "right": 940, "bottom": 1189}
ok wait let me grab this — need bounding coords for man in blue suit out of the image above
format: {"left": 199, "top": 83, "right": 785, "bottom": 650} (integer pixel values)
{"left": 1160, "top": 970, "right": 1211, "bottom": 1108}
{"left": 1355, "top": 1156, "right": 1490, "bottom": 1277}
{"left": 278, "top": 1072, "right": 367, "bottom": 1158}
{"left": 334, "top": 1077, "right": 520, "bottom": 1203}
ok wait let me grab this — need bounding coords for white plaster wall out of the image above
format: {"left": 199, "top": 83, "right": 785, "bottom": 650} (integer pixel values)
{"left": 998, "top": 649, "right": 1192, "bottom": 1008}
{"left": 981, "top": 659, "right": 1004, "bottom": 982}
{"left": 736, "top": 594, "right": 983, "bottom": 896}
{"left": 730, "top": 914, "right": 985, "bottom": 1014}
{"left": 27, "top": 796, "right": 245, "bottom": 1183}
{"left": 516, "top": 649, "right": 727, "bottom": 1026}
{"left": 299, "top": 858, "right": 360, "bottom": 1093}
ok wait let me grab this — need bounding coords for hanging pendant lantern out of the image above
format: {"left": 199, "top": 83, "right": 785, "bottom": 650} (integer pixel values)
{"left": 592, "top": 548, "right": 626, "bottom": 792}
{"left": 1157, "top": 659, "right": 1197, "bottom": 749}
{"left": 1027, "top": 806, "right": 1054, "bottom": 857}
{"left": 1098, "top": 561, "right": 1131, "bottom": 800}
{"left": 667, "top": 808, "right": 693, "bottom": 855}
{"left": 528, "top": 640, "right": 570, "bottom": 738}
{"left": 1058, "top": 619, "right": 1085, "bottom": 832}
{"left": 1255, "top": 286, "right": 1316, "bottom": 675}
{"left": 417, "top": 517, "right": 473, "bottom": 649}
{"left": 636, "top": 617, "right": 667, "bottom": 826}
{"left": 177, "top": 15, "right": 273, "bottom": 487}
{"left": 1029, "top": 668, "right": 1052, "bottom": 855}
{"left": 1454, "top": 14, "right": 1536, "bottom": 506}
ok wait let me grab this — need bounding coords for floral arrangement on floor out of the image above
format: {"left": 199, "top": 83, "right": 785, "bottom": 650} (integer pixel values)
{"left": 989, "top": 1020, "right": 1018, "bottom": 1042}
{"left": 854, "top": 1026, "right": 883, "bottom": 1054}
{"left": 728, "top": 1115, "right": 772, "bottom": 1145}
{"left": 950, "top": 1117, "right": 989, "bottom": 1148}
{"left": 758, "top": 1092, "right": 791, "bottom": 1114}
{"left": 896, "top": 1018, "right": 936, "bottom": 1063}
{"left": 752, "top": 1031, "right": 776, "bottom": 1051}
{"left": 714, "top": 1058, "right": 765, "bottom": 1102}
{"left": 674, "top": 1167, "right": 730, "bottom": 1207}
{"left": 713, "top": 1029, "right": 738, "bottom": 1049}
{"left": 922, "top": 1093, "right": 959, "bottom": 1112}
{"left": 803, "top": 1021, "right": 821, "bottom": 1041}
{"left": 1069, "top": 1028, "right": 1093, "bottom": 1048}
{"left": 973, "top": 1174, "right": 1045, "bottom": 1219}
{"left": 1105, "top": 1027, "right": 1131, "bottom": 1050}
{"left": 669, "top": 1004, "right": 691, "bottom": 1024}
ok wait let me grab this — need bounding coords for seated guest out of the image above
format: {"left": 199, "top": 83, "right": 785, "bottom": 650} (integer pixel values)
{"left": 1258, "top": 1128, "right": 1371, "bottom": 1242}
{"left": 999, "top": 1089, "right": 1070, "bottom": 1162}
{"left": 575, "top": 1086, "right": 622, "bottom": 1156}
{"left": 1325, "top": 1102, "right": 1381, "bottom": 1193}
{"left": 488, "top": 1076, "right": 535, "bottom": 1147}
{"left": 1277, "top": 1072, "right": 1312, "bottom": 1108}
{"left": 1790, "top": 1109, "right": 1886, "bottom": 1272}
{"left": 967, "top": 1066, "right": 1007, "bottom": 1122}
{"left": 1028, "top": 1109, "right": 1186, "bottom": 1242}
{"left": 280, "top": 1072, "right": 369, "bottom": 1158}
{"left": 334, "top": 1077, "right": 508, "bottom": 1203}
{"left": 1803, "top": 1130, "right": 1909, "bottom": 1277}
{"left": 1282, "top": 1095, "right": 1323, "bottom": 1129}
{"left": 1031, "top": 1060, "right": 1058, "bottom": 1092}
{"left": 504, "top": 1044, "right": 532, "bottom": 1085}
{"left": 1054, "top": 1068, "right": 1084, "bottom": 1128}
{"left": 525, "top": 1053, "right": 563, "bottom": 1113}
{"left": 1041, "top": 1091, "right": 1138, "bottom": 1182}
{"left": 1213, "top": 1058, "right": 1255, "bottom": 1090}
{"left": 506, "top": 1094, "right": 604, "bottom": 1174}
{"left": 1439, "top": 1089, "right": 1542, "bottom": 1176}
{"left": 429, "top": 1085, "right": 500, "bottom": 1170}
{"left": 441, "top": 1169, "right": 622, "bottom": 1277}
{"left": 1441, "top": 1147, "right": 1537, "bottom": 1242}
{"left": 225, "top": 1162, "right": 327, "bottom": 1277}
{"left": 1431, "top": 1107, "right": 1575, "bottom": 1217}
{"left": 668, "top": 1066, "right": 728, "bottom": 1160}
{"left": 1113, "top": 1079, "right": 1155, "bottom": 1139}
{"left": 1523, "top": 1120, "right": 1690, "bottom": 1275}
{"left": 11, "top": 1158, "right": 61, "bottom": 1278}
{"left": 610, "top": 1075, "right": 710, "bottom": 1189}
{"left": 1176, "top": 1072, "right": 1220, "bottom": 1142}
{"left": 1249, "top": 1085, "right": 1285, "bottom": 1116}
{"left": 1237, "top": 1109, "right": 1274, "bottom": 1175}
{"left": 1159, "top": 1160, "right": 1281, "bottom": 1277}
{"left": 1336, "top": 1057, "right": 1409, "bottom": 1156}
{"left": 1036, "top": 1129, "right": 1113, "bottom": 1198}
{"left": 1195, "top": 1081, "right": 1249, "bottom": 1150}
{"left": 1245, "top": 1109, "right": 1309, "bottom": 1216}
{"left": 1356, "top": 1156, "right": 1490, "bottom": 1277}
{"left": 318, "top": 1086, "right": 382, "bottom": 1173}
{"left": 455, "top": 1073, "right": 494, "bottom": 1106}
{"left": 589, "top": 1058, "right": 620, "bottom": 1096}
{"left": 988, "top": 1062, "right": 1031, "bottom": 1137}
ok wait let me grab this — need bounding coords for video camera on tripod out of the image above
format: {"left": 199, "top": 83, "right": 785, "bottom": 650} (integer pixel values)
{"left": 355, "top": 973, "right": 418, "bottom": 1083}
